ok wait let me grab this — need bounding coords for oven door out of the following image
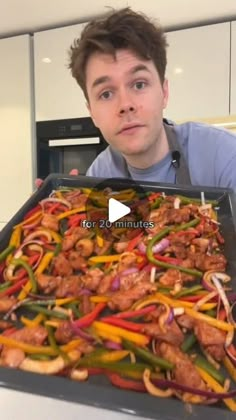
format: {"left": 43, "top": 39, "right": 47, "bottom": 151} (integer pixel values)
{"left": 37, "top": 136, "right": 104, "bottom": 178}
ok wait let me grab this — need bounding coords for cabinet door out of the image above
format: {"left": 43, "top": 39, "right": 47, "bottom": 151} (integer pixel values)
{"left": 34, "top": 23, "right": 89, "bottom": 121}
{"left": 0, "top": 35, "right": 33, "bottom": 223}
{"left": 230, "top": 21, "right": 236, "bottom": 115}
{"left": 165, "top": 23, "right": 230, "bottom": 121}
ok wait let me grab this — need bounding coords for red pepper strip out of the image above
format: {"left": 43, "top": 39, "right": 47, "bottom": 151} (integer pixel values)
{"left": 2, "top": 327, "right": 17, "bottom": 336}
{"left": 218, "top": 308, "right": 227, "bottom": 321}
{"left": 228, "top": 344, "right": 236, "bottom": 357}
{"left": 215, "top": 231, "right": 225, "bottom": 245}
{"left": 23, "top": 205, "right": 41, "bottom": 220}
{"left": 107, "top": 372, "right": 146, "bottom": 392}
{"left": 68, "top": 213, "right": 86, "bottom": 227}
{"left": 148, "top": 192, "right": 162, "bottom": 201}
{"left": 169, "top": 229, "right": 199, "bottom": 237}
{"left": 115, "top": 305, "right": 156, "bottom": 319}
{"left": 87, "top": 368, "right": 105, "bottom": 375}
{"left": 47, "top": 202, "right": 62, "bottom": 214}
{"left": 72, "top": 302, "right": 106, "bottom": 328}
{"left": 153, "top": 255, "right": 183, "bottom": 265}
{"left": 0, "top": 278, "right": 28, "bottom": 298}
{"left": 100, "top": 317, "right": 144, "bottom": 332}
{"left": 126, "top": 232, "right": 144, "bottom": 252}
{"left": 180, "top": 295, "right": 208, "bottom": 303}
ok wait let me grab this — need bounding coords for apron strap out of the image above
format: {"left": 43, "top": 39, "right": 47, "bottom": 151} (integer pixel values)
{"left": 164, "top": 122, "right": 192, "bottom": 185}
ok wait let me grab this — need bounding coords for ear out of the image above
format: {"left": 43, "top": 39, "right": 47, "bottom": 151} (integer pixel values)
{"left": 162, "top": 79, "right": 169, "bottom": 109}
{"left": 86, "top": 101, "right": 98, "bottom": 128}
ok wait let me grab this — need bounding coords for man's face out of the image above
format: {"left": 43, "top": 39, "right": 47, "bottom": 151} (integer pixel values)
{"left": 85, "top": 49, "right": 169, "bottom": 158}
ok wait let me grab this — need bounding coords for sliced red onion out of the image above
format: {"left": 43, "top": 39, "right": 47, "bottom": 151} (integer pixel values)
{"left": 72, "top": 326, "right": 94, "bottom": 342}
{"left": 138, "top": 242, "right": 147, "bottom": 254}
{"left": 78, "top": 288, "right": 93, "bottom": 296}
{"left": 152, "top": 238, "right": 170, "bottom": 254}
{"left": 39, "top": 197, "right": 72, "bottom": 210}
{"left": 104, "top": 340, "right": 123, "bottom": 350}
{"left": 119, "top": 267, "right": 139, "bottom": 276}
{"left": 111, "top": 276, "right": 120, "bottom": 292}
{"left": 166, "top": 308, "right": 174, "bottom": 324}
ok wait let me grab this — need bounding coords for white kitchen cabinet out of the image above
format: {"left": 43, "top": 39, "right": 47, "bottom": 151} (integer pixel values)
{"left": 230, "top": 21, "right": 236, "bottom": 115}
{"left": 165, "top": 23, "right": 230, "bottom": 121}
{"left": 0, "top": 35, "right": 34, "bottom": 224}
{"left": 34, "top": 23, "right": 89, "bottom": 121}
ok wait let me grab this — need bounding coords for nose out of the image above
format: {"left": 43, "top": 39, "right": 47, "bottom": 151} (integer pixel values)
{"left": 118, "top": 90, "right": 137, "bottom": 116}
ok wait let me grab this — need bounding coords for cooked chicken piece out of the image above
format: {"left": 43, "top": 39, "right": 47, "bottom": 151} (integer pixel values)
{"left": 75, "top": 238, "right": 94, "bottom": 257}
{"left": 159, "top": 269, "right": 182, "bottom": 287}
{"left": 159, "top": 342, "right": 207, "bottom": 391}
{"left": 1, "top": 348, "right": 25, "bottom": 368}
{"left": 68, "top": 251, "right": 88, "bottom": 271}
{"left": 108, "top": 282, "right": 154, "bottom": 311}
{"left": 194, "top": 253, "right": 227, "bottom": 271}
{"left": 0, "top": 320, "right": 14, "bottom": 330}
{"left": 54, "top": 253, "right": 73, "bottom": 276}
{"left": 170, "top": 245, "right": 188, "bottom": 259}
{"left": 205, "top": 344, "right": 226, "bottom": 361}
{"left": 97, "top": 273, "right": 115, "bottom": 295}
{"left": 62, "top": 226, "right": 90, "bottom": 251}
{"left": 0, "top": 297, "right": 17, "bottom": 313}
{"left": 63, "top": 190, "right": 88, "bottom": 209}
{"left": 41, "top": 213, "right": 59, "bottom": 232}
{"left": 176, "top": 314, "right": 195, "bottom": 330}
{"left": 191, "top": 238, "right": 209, "bottom": 253}
{"left": 6, "top": 326, "right": 48, "bottom": 345}
{"left": 166, "top": 208, "right": 191, "bottom": 225}
{"left": 37, "top": 273, "right": 61, "bottom": 294}
{"left": 120, "top": 270, "right": 150, "bottom": 291}
{"left": 117, "top": 252, "right": 138, "bottom": 272}
{"left": 93, "top": 239, "right": 113, "bottom": 256}
{"left": 80, "top": 295, "right": 95, "bottom": 315}
{"left": 81, "top": 268, "right": 104, "bottom": 291}
{"left": 55, "top": 275, "right": 82, "bottom": 298}
{"left": 142, "top": 319, "right": 184, "bottom": 346}
{"left": 113, "top": 240, "right": 129, "bottom": 254}
{"left": 194, "top": 320, "right": 226, "bottom": 347}
{"left": 54, "top": 321, "right": 75, "bottom": 344}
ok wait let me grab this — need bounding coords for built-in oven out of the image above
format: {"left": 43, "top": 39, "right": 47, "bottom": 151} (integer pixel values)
{"left": 36, "top": 117, "right": 107, "bottom": 179}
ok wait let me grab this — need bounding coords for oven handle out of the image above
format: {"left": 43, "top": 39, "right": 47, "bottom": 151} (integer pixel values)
{"left": 48, "top": 137, "right": 100, "bottom": 147}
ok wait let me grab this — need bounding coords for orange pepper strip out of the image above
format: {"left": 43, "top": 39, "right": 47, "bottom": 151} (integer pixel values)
{"left": 21, "top": 314, "right": 45, "bottom": 328}
{"left": 57, "top": 207, "right": 86, "bottom": 220}
{"left": 14, "top": 211, "right": 42, "bottom": 228}
{"left": 93, "top": 321, "right": 149, "bottom": 346}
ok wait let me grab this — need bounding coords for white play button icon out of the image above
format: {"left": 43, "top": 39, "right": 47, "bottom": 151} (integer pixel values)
{"left": 108, "top": 198, "right": 131, "bottom": 223}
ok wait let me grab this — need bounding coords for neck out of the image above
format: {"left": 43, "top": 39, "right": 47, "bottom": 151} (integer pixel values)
{"left": 124, "top": 125, "right": 169, "bottom": 169}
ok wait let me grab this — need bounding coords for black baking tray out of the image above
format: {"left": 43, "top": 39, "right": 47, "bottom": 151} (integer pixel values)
{"left": 0, "top": 173, "right": 236, "bottom": 420}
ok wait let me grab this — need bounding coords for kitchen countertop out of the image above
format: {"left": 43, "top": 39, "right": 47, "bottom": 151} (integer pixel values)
{"left": 0, "top": 388, "right": 152, "bottom": 420}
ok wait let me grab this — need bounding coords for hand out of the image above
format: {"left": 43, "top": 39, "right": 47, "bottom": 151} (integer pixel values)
{"left": 35, "top": 169, "right": 79, "bottom": 189}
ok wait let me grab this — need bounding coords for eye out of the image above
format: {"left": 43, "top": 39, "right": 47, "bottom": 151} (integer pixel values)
{"left": 134, "top": 81, "right": 147, "bottom": 90}
{"left": 100, "top": 90, "right": 113, "bottom": 100}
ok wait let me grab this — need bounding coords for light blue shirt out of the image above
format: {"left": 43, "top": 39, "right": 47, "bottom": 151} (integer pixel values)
{"left": 86, "top": 121, "right": 236, "bottom": 190}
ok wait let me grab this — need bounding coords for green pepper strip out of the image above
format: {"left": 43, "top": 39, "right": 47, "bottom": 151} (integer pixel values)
{"left": 175, "top": 285, "right": 203, "bottom": 298}
{"left": 176, "top": 195, "right": 218, "bottom": 206}
{"left": 0, "top": 281, "right": 12, "bottom": 291}
{"left": 46, "top": 325, "right": 69, "bottom": 362}
{"left": 54, "top": 242, "right": 62, "bottom": 257}
{"left": 65, "top": 302, "right": 82, "bottom": 318}
{"left": 0, "top": 245, "right": 16, "bottom": 263}
{"left": 77, "top": 359, "right": 152, "bottom": 379}
{"left": 146, "top": 226, "right": 202, "bottom": 278}
{"left": 26, "top": 304, "right": 69, "bottom": 320}
{"left": 29, "top": 354, "right": 52, "bottom": 361}
{"left": 205, "top": 309, "right": 217, "bottom": 318}
{"left": 123, "top": 339, "right": 174, "bottom": 371}
{"left": 173, "top": 218, "right": 200, "bottom": 232}
{"left": 11, "top": 258, "right": 37, "bottom": 293}
{"left": 194, "top": 355, "right": 225, "bottom": 385}
{"left": 151, "top": 197, "right": 163, "bottom": 210}
{"left": 180, "top": 333, "right": 197, "bottom": 352}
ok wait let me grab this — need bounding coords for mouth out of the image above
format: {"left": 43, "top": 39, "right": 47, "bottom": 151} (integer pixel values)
{"left": 118, "top": 124, "right": 145, "bottom": 135}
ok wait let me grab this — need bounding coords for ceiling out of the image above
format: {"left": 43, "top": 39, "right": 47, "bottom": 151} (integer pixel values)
{"left": 1, "top": 0, "right": 236, "bottom": 38}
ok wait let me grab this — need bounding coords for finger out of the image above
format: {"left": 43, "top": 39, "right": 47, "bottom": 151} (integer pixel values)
{"left": 35, "top": 178, "right": 43, "bottom": 188}
{"left": 69, "top": 169, "right": 79, "bottom": 176}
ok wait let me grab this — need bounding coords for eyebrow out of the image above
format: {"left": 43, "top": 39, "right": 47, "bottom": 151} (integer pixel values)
{"left": 91, "top": 64, "right": 151, "bottom": 90}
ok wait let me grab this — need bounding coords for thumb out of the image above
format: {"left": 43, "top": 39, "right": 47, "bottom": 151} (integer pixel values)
{"left": 69, "top": 169, "right": 79, "bottom": 176}
{"left": 35, "top": 178, "right": 43, "bottom": 188}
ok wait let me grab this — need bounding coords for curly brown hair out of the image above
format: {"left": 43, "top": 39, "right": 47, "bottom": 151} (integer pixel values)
{"left": 68, "top": 7, "right": 168, "bottom": 101}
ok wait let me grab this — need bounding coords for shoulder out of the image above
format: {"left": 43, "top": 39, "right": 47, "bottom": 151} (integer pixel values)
{"left": 175, "top": 121, "right": 236, "bottom": 147}
{"left": 86, "top": 146, "right": 128, "bottom": 178}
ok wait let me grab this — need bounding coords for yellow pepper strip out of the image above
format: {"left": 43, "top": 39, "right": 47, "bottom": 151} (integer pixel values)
{"left": 55, "top": 297, "right": 76, "bottom": 306}
{"left": 184, "top": 307, "right": 233, "bottom": 332}
{"left": 14, "top": 211, "right": 42, "bottom": 228}
{"left": 89, "top": 255, "right": 121, "bottom": 263}
{"left": 223, "top": 356, "right": 236, "bottom": 382}
{"left": 90, "top": 296, "right": 109, "bottom": 303}
{"left": 42, "top": 229, "right": 62, "bottom": 243}
{"left": 93, "top": 321, "right": 149, "bottom": 346}
{"left": 18, "top": 281, "right": 32, "bottom": 301}
{"left": 45, "top": 321, "right": 61, "bottom": 328}
{"left": 21, "top": 313, "right": 45, "bottom": 328}
{"left": 96, "top": 234, "right": 104, "bottom": 248}
{"left": 92, "top": 328, "right": 121, "bottom": 344}
{"left": 196, "top": 366, "right": 236, "bottom": 411}
{"left": 0, "top": 335, "right": 82, "bottom": 355}
{"left": 57, "top": 207, "right": 86, "bottom": 220}
{"left": 95, "top": 350, "right": 130, "bottom": 363}
{"left": 35, "top": 251, "right": 54, "bottom": 275}
{"left": 82, "top": 188, "right": 92, "bottom": 195}
{"left": 134, "top": 293, "right": 216, "bottom": 312}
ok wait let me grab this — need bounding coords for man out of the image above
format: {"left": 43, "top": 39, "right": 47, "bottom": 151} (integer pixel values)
{"left": 68, "top": 7, "right": 236, "bottom": 188}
